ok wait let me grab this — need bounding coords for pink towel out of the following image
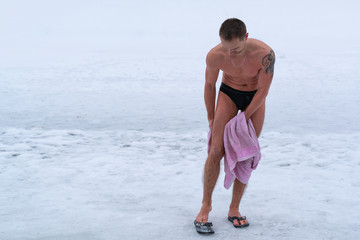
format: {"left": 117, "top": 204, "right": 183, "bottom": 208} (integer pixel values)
{"left": 207, "top": 112, "right": 261, "bottom": 189}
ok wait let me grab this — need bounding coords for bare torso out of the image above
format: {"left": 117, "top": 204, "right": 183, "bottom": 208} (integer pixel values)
{"left": 211, "top": 38, "right": 272, "bottom": 91}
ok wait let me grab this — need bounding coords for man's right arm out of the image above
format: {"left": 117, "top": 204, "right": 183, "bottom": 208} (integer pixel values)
{"left": 204, "top": 52, "right": 220, "bottom": 129}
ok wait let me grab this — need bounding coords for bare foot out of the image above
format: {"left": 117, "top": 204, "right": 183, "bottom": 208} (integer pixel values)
{"left": 228, "top": 208, "right": 248, "bottom": 226}
{"left": 195, "top": 205, "right": 212, "bottom": 223}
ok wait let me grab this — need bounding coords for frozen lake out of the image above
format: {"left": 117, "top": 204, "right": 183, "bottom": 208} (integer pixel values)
{"left": 1, "top": 0, "right": 360, "bottom": 239}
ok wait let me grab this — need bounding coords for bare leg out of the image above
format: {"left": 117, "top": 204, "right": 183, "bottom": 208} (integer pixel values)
{"left": 228, "top": 179, "right": 247, "bottom": 226}
{"left": 251, "top": 101, "right": 266, "bottom": 138}
{"left": 195, "top": 147, "right": 222, "bottom": 223}
{"left": 228, "top": 102, "right": 265, "bottom": 226}
{"left": 196, "top": 91, "right": 238, "bottom": 223}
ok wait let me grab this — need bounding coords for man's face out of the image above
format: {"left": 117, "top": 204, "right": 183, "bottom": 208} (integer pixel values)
{"left": 220, "top": 34, "right": 248, "bottom": 56}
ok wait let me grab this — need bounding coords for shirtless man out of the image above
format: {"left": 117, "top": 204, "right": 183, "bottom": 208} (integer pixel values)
{"left": 194, "top": 18, "right": 275, "bottom": 233}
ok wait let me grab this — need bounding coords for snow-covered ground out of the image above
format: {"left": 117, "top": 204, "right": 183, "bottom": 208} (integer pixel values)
{"left": 1, "top": 0, "right": 360, "bottom": 239}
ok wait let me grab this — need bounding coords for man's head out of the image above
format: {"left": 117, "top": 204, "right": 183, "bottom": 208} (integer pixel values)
{"left": 219, "top": 18, "right": 247, "bottom": 41}
{"left": 219, "top": 18, "right": 248, "bottom": 55}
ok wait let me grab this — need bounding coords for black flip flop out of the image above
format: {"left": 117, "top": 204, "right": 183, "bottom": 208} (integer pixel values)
{"left": 194, "top": 220, "right": 215, "bottom": 234}
{"left": 228, "top": 216, "right": 250, "bottom": 228}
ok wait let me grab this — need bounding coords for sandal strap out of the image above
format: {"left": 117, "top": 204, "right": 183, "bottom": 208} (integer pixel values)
{"left": 195, "top": 221, "right": 213, "bottom": 227}
{"left": 229, "top": 216, "right": 246, "bottom": 221}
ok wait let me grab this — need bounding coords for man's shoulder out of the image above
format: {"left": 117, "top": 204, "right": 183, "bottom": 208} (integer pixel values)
{"left": 248, "top": 39, "right": 275, "bottom": 74}
{"left": 249, "top": 38, "right": 274, "bottom": 56}
{"left": 206, "top": 44, "right": 225, "bottom": 69}
{"left": 249, "top": 38, "right": 271, "bottom": 48}
{"left": 248, "top": 39, "right": 275, "bottom": 65}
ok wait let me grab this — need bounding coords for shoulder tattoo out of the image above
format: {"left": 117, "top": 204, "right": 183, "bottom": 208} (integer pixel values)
{"left": 262, "top": 50, "right": 275, "bottom": 75}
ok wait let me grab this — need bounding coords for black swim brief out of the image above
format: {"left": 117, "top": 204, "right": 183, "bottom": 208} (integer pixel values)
{"left": 219, "top": 82, "right": 257, "bottom": 111}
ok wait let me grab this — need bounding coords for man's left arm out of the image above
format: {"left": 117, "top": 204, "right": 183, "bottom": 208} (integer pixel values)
{"left": 244, "top": 49, "right": 275, "bottom": 120}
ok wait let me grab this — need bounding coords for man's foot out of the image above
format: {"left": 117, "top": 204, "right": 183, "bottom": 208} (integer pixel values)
{"left": 228, "top": 208, "right": 249, "bottom": 227}
{"left": 194, "top": 220, "right": 214, "bottom": 234}
{"left": 195, "top": 205, "right": 212, "bottom": 223}
{"left": 194, "top": 205, "right": 214, "bottom": 234}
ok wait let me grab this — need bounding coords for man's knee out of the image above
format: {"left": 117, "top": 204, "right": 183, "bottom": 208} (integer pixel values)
{"left": 208, "top": 144, "right": 224, "bottom": 162}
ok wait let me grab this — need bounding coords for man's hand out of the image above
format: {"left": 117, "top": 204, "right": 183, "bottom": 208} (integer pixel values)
{"left": 244, "top": 111, "right": 250, "bottom": 122}
{"left": 208, "top": 119, "right": 214, "bottom": 130}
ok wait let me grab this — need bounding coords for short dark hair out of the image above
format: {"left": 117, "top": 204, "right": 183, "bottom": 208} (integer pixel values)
{"left": 219, "top": 18, "right": 247, "bottom": 41}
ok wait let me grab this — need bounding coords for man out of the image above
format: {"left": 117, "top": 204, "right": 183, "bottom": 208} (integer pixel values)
{"left": 194, "top": 18, "right": 275, "bottom": 233}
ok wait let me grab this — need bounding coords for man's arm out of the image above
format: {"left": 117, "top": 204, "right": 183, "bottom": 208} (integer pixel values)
{"left": 204, "top": 52, "right": 220, "bottom": 129}
{"left": 244, "top": 49, "right": 275, "bottom": 120}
